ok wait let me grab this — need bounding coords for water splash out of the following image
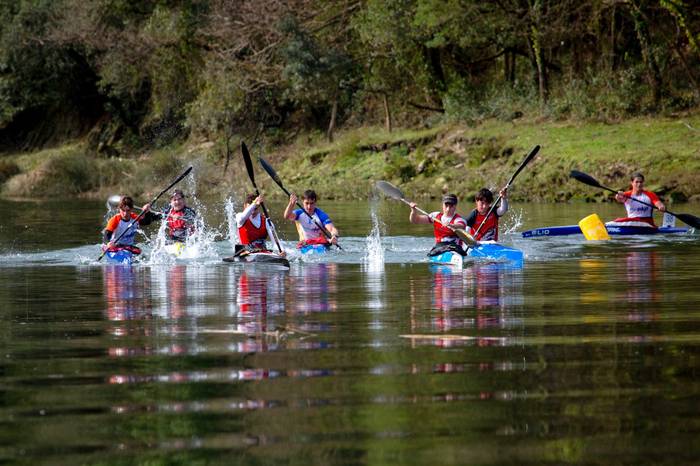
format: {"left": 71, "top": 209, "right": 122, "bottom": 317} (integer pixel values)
{"left": 224, "top": 197, "right": 239, "bottom": 248}
{"left": 363, "top": 208, "right": 385, "bottom": 272}
{"left": 145, "top": 192, "right": 220, "bottom": 264}
{"left": 503, "top": 207, "right": 523, "bottom": 235}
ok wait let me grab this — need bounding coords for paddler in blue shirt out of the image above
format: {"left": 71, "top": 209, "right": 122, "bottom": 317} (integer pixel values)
{"left": 283, "top": 190, "right": 339, "bottom": 249}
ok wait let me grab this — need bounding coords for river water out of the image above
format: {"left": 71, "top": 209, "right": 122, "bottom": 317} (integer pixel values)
{"left": 1, "top": 196, "right": 700, "bottom": 465}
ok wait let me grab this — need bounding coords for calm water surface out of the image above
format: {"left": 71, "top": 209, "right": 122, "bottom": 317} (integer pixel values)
{"left": 1, "top": 197, "right": 700, "bottom": 465}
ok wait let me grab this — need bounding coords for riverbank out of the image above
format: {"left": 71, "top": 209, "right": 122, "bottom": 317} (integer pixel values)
{"left": 2, "top": 114, "right": 700, "bottom": 204}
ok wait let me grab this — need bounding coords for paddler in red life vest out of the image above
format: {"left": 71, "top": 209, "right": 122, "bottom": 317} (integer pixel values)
{"left": 611, "top": 172, "right": 666, "bottom": 227}
{"left": 409, "top": 193, "right": 468, "bottom": 256}
{"left": 283, "top": 190, "right": 339, "bottom": 248}
{"left": 154, "top": 189, "right": 197, "bottom": 243}
{"left": 102, "top": 196, "right": 157, "bottom": 255}
{"left": 236, "top": 193, "right": 285, "bottom": 255}
{"left": 465, "top": 187, "right": 509, "bottom": 241}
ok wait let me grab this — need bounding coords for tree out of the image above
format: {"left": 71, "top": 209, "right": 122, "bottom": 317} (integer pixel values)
{"left": 280, "top": 16, "right": 354, "bottom": 142}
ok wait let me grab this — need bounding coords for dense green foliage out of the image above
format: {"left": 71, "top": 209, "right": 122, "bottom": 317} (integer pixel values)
{"left": 1, "top": 0, "right": 699, "bottom": 155}
{"left": 0, "top": 1, "right": 699, "bottom": 201}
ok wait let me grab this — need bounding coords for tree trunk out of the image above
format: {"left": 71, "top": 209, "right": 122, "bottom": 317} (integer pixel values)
{"left": 609, "top": 4, "right": 618, "bottom": 72}
{"left": 630, "top": 2, "right": 662, "bottom": 109}
{"left": 382, "top": 93, "right": 392, "bottom": 133}
{"left": 504, "top": 48, "right": 516, "bottom": 84}
{"left": 528, "top": 24, "right": 548, "bottom": 107}
{"left": 223, "top": 120, "right": 233, "bottom": 175}
{"left": 424, "top": 45, "right": 446, "bottom": 108}
{"left": 327, "top": 97, "right": 338, "bottom": 143}
{"left": 673, "top": 40, "right": 700, "bottom": 100}
{"left": 223, "top": 135, "right": 231, "bottom": 175}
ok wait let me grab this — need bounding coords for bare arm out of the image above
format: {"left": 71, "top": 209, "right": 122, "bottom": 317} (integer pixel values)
{"left": 409, "top": 203, "right": 432, "bottom": 224}
{"left": 237, "top": 196, "right": 263, "bottom": 227}
{"left": 496, "top": 188, "right": 509, "bottom": 216}
{"left": 283, "top": 193, "right": 297, "bottom": 220}
{"left": 325, "top": 222, "right": 340, "bottom": 245}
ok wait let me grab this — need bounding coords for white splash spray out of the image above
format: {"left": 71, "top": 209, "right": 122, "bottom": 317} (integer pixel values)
{"left": 224, "top": 197, "right": 239, "bottom": 248}
{"left": 145, "top": 187, "right": 220, "bottom": 264}
{"left": 363, "top": 208, "right": 385, "bottom": 273}
{"left": 503, "top": 207, "right": 524, "bottom": 235}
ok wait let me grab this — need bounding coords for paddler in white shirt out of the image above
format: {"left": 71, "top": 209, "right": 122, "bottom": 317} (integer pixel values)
{"left": 409, "top": 193, "right": 468, "bottom": 256}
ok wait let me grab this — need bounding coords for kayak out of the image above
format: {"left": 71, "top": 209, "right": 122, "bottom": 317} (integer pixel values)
{"left": 164, "top": 242, "right": 185, "bottom": 256}
{"left": 103, "top": 249, "right": 135, "bottom": 265}
{"left": 223, "top": 251, "right": 290, "bottom": 268}
{"left": 299, "top": 243, "right": 330, "bottom": 255}
{"left": 429, "top": 242, "right": 524, "bottom": 267}
{"left": 522, "top": 225, "right": 689, "bottom": 238}
{"left": 468, "top": 242, "right": 524, "bottom": 266}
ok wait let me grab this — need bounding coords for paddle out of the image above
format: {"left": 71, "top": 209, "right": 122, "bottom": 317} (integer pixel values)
{"left": 375, "top": 180, "right": 477, "bottom": 246}
{"left": 472, "top": 144, "right": 540, "bottom": 241}
{"left": 241, "top": 141, "right": 284, "bottom": 254}
{"left": 570, "top": 170, "right": 700, "bottom": 229}
{"left": 258, "top": 156, "right": 342, "bottom": 249}
{"left": 97, "top": 166, "right": 193, "bottom": 261}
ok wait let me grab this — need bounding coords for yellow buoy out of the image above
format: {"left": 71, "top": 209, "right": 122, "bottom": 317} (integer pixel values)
{"left": 579, "top": 214, "right": 610, "bottom": 240}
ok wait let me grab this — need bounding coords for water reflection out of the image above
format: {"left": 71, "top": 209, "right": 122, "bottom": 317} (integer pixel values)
{"left": 408, "top": 265, "right": 525, "bottom": 348}
{"left": 103, "top": 265, "right": 152, "bottom": 327}
{"left": 623, "top": 250, "right": 661, "bottom": 303}
{"left": 289, "top": 263, "right": 338, "bottom": 314}
{"left": 233, "top": 268, "right": 287, "bottom": 353}
{"left": 622, "top": 250, "right": 662, "bottom": 325}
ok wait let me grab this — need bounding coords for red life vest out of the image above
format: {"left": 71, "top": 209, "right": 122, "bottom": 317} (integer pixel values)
{"left": 167, "top": 209, "right": 188, "bottom": 233}
{"left": 470, "top": 211, "right": 499, "bottom": 241}
{"left": 238, "top": 215, "right": 268, "bottom": 245}
{"left": 432, "top": 213, "right": 467, "bottom": 243}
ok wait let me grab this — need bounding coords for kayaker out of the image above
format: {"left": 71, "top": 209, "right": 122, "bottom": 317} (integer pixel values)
{"left": 409, "top": 193, "right": 468, "bottom": 256}
{"left": 102, "top": 196, "right": 157, "bottom": 255}
{"left": 465, "top": 187, "right": 509, "bottom": 241}
{"left": 283, "top": 190, "right": 339, "bottom": 248}
{"left": 236, "top": 193, "right": 284, "bottom": 255}
{"left": 152, "top": 189, "right": 197, "bottom": 243}
{"left": 611, "top": 172, "right": 666, "bottom": 227}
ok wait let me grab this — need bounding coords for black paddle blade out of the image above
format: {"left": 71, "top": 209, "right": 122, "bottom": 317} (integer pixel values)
{"left": 508, "top": 144, "right": 540, "bottom": 186}
{"left": 241, "top": 141, "right": 257, "bottom": 186}
{"left": 258, "top": 156, "right": 281, "bottom": 184}
{"left": 570, "top": 170, "right": 603, "bottom": 189}
{"left": 675, "top": 213, "right": 700, "bottom": 229}
{"left": 151, "top": 166, "right": 192, "bottom": 204}
{"left": 375, "top": 180, "right": 404, "bottom": 201}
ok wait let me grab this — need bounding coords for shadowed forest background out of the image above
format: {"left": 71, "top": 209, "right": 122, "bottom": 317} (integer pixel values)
{"left": 1, "top": 0, "right": 699, "bottom": 202}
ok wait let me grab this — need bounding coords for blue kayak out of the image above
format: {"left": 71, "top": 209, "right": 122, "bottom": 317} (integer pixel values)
{"left": 103, "top": 249, "right": 135, "bottom": 265}
{"left": 522, "top": 225, "right": 689, "bottom": 238}
{"left": 429, "top": 242, "right": 524, "bottom": 267}
{"left": 299, "top": 243, "right": 331, "bottom": 255}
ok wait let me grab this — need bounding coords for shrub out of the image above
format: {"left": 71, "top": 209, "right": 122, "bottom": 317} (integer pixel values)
{"left": 0, "top": 159, "right": 20, "bottom": 183}
{"left": 384, "top": 145, "right": 415, "bottom": 182}
{"left": 4, "top": 150, "right": 98, "bottom": 197}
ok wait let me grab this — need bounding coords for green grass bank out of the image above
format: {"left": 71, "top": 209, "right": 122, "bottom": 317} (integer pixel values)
{"left": 2, "top": 115, "right": 700, "bottom": 204}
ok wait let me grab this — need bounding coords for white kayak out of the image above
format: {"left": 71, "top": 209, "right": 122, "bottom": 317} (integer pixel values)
{"left": 164, "top": 242, "right": 186, "bottom": 256}
{"left": 223, "top": 250, "right": 290, "bottom": 268}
